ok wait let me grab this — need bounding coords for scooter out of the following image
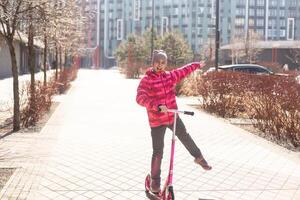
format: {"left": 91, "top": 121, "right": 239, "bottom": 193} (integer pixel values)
{"left": 145, "top": 109, "right": 194, "bottom": 200}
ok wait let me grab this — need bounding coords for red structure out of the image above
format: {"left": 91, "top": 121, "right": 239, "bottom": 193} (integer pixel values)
{"left": 79, "top": 0, "right": 100, "bottom": 69}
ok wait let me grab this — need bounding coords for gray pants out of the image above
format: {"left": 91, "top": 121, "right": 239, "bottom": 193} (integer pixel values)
{"left": 150, "top": 117, "right": 203, "bottom": 187}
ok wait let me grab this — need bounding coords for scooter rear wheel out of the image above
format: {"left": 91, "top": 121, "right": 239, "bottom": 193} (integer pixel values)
{"left": 166, "top": 186, "right": 174, "bottom": 200}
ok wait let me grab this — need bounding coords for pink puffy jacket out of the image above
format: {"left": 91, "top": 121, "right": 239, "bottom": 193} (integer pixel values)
{"left": 136, "top": 62, "right": 202, "bottom": 127}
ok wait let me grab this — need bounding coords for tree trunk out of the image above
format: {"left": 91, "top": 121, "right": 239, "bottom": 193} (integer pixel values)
{"left": 7, "top": 40, "right": 20, "bottom": 131}
{"left": 55, "top": 43, "right": 58, "bottom": 80}
{"left": 43, "top": 34, "right": 47, "bottom": 86}
{"left": 59, "top": 46, "right": 62, "bottom": 71}
{"left": 64, "top": 50, "right": 67, "bottom": 68}
{"left": 28, "top": 21, "right": 37, "bottom": 125}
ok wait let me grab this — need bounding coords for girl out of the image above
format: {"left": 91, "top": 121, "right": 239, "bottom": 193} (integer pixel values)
{"left": 136, "top": 50, "right": 211, "bottom": 194}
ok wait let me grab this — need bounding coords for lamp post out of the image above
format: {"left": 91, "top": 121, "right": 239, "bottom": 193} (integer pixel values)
{"left": 97, "top": 0, "right": 101, "bottom": 68}
{"left": 215, "top": 0, "right": 220, "bottom": 70}
{"left": 151, "top": 0, "right": 154, "bottom": 62}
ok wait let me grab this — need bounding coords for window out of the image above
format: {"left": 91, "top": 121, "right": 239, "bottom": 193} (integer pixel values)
{"left": 280, "top": 19, "right": 286, "bottom": 27}
{"left": 256, "top": 29, "right": 264, "bottom": 36}
{"left": 174, "top": 7, "right": 179, "bottom": 15}
{"left": 197, "top": 27, "right": 202, "bottom": 35}
{"left": 268, "top": 29, "right": 277, "bottom": 38}
{"left": 289, "top": 0, "right": 297, "bottom": 7}
{"left": 289, "top": 10, "right": 297, "bottom": 18}
{"left": 269, "top": 9, "right": 276, "bottom": 17}
{"left": 280, "top": 29, "right": 286, "bottom": 37}
{"left": 249, "top": 9, "right": 255, "bottom": 17}
{"left": 249, "top": 18, "right": 254, "bottom": 26}
{"left": 270, "top": 0, "right": 277, "bottom": 7}
{"left": 235, "top": 18, "right": 245, "bottom": 26}
{"left": 133, "top": 0, "right": 140, "bottom": 20}
{"left": 280, "top": 0, "right": 286, "bottom": 7}
{"left": 172, "top": 18, "right": 179, "bottom": 26}
{"left": 234, "top": 67, "right": 270, "bottom": 74}
{"left": 237, "top": 0, "right": 245, "bottom": 6}
{"left": 268, "top": 19, "right": 276, "bottom": 27}
{"left": 257, "top": 9, "right": 264, "bottom": 17}
{"left": 257, "top": 0, "right": 265, "bottom": 6}
{"left": 236, "top": 8, "right": 245, "bottom": 16}
{"left": 249, "top": 0, "right": 255, "bottom": 6}
{"left": 287, "top": 18, "right": 294, "bottom": 40}
{"left": 256, "top": 19, "right": 264, "bottom": 27}
{"left": 117, "top": 19, "right": 123, "bottom": 40}
{"left": 164, "top": 0, "right": 172, "bottom": 5}
{"left": 279, "top": 10, "right": 285, "bottom": 17}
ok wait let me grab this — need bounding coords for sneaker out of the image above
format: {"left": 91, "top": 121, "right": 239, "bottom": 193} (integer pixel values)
{"left": 150, "top": 179, "right": 160, "bottom": 194}
{"left": 194, "top": 157, "right": 212, "bottom": 170}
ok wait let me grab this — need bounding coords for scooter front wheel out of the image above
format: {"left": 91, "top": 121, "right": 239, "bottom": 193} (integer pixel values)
{"left": 145, "top": 174, "right": 150, "bottom": 192}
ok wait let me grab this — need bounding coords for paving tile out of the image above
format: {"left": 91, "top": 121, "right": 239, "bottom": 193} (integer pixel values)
{"left": 0, "top": 69, "right": 300, "bottom": 199}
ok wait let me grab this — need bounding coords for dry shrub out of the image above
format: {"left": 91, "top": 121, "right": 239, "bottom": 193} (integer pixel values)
{"left": 21, "top": 65, "right": 78, "bottom": 127}
{"left": 21, "top": 79, "right": 57, "bottom": 127}
{"left": 57, "top": 66, "right": 78, "bottom": 94}
{"left": 244, "top": 75, "right": 300, "bottom": 148}
{"left": 126, "top": 62, "right": 141, "bottom": 79}
{"left": 178, "top": 70, "right": 202, "bottom": 96}
{"left": 118, "top": 61, "right": 144, "bottom": 79}
{"left": 197, "top": 71, "right": 300, "bottom": 148}
{"left": 197, "top": 71, "right": 248, "bottom": 118}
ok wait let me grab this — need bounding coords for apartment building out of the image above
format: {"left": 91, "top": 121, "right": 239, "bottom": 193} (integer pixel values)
{"left": 97, "top": 0, "right": 299, "bottom": 68}
{"left": 233, "top": 0, "right": 299, "bottom": 41}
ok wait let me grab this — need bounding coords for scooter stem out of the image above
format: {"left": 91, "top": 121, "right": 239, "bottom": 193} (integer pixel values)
{"left": 168, "top": 112, "right": 177, "bottom": 185}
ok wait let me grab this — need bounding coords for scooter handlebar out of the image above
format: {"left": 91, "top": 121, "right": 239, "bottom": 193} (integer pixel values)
{"left": 167, "top": 109, "right": 194, "bottom": 116}
{"left": 183, "top": 111, "right": 194, "bottom": 116}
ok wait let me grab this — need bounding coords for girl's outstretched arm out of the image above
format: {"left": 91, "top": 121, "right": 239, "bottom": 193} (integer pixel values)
{"left": 170, "top": 62, "right": 205, "bottom": 83}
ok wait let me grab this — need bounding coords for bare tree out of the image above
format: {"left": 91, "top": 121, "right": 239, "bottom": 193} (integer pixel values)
{"left": 287, "top": 49, "right": 300, "bottom": 71}
{"left": 199, "top": 36, "right": 215, "bottom": 68}
{"left": 0, "top": 0, "right": 84, "bottom": 130}
{"left": 0, "top": 0, "right": 31, "bottom": 131}
{"left": 244, "top": 30, "right": 263, "bottom": 63}
{"left": 228, "top": 30, "right": 263, "bottom": 64}
{"left": 229, "top": 33, "right": 245, "bottom": 64}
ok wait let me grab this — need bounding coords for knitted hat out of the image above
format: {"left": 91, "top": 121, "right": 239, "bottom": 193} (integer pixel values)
{"left": 152, "top": 50, "right": 167, "bottom": 65}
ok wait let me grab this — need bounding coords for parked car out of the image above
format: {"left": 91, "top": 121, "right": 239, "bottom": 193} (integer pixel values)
{"left": 205, "top": 64, "right": 275, "bottom": 75}
{"left": 203, "top": 64, "right": 300, "bottom": 85}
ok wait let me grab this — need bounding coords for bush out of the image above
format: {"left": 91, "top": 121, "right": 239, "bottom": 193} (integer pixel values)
{"left": 21, "top": 79, "right": 57, "bottom": 127}
{"left": 244, "top": 75, "right": 300, "bottom": 148}
{"left": 21, "top": 65, "right": 78, "bottom": 127}
{"left": 197, "top": 71, "right": 249, "bottom": 118}
{"left": 178, "top": 70, "right": 202, "bottom": 96}
{"left": 57, "top": 66, "right": 78, "bottom": 94}
{"left": 197, "top": 71, "right": 300, "bottom": 148}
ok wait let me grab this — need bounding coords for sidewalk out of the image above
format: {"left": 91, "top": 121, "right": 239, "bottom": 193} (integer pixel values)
{"left": 0, "top": 69, "right": 299, "bottom": 200}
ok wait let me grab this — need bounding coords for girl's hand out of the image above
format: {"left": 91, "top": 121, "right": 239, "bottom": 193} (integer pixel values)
{"left": 199, "top": 61, "right": 206, "bottom": 68}
{"left": 158, "top": 105, "right": 168, "bottom": 113}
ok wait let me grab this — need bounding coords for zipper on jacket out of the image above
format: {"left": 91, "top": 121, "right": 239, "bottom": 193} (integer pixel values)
{"left": 160, "top": 74, "right": 172, "bottom": 125}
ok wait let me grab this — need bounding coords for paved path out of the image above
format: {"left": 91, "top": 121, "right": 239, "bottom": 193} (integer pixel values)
{"left": 0, "top": 69, "right": 299, "bottom": 200}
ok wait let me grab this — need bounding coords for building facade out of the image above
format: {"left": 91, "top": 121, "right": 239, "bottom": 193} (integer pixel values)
{"left": 79, "top": 0, "right": 100, "bottom": 68}
{"left": 97, "top": 0, "right": 300, "bottom": 68}
{"left": 233, "top": 0, "right": 299, "bottom": 41}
